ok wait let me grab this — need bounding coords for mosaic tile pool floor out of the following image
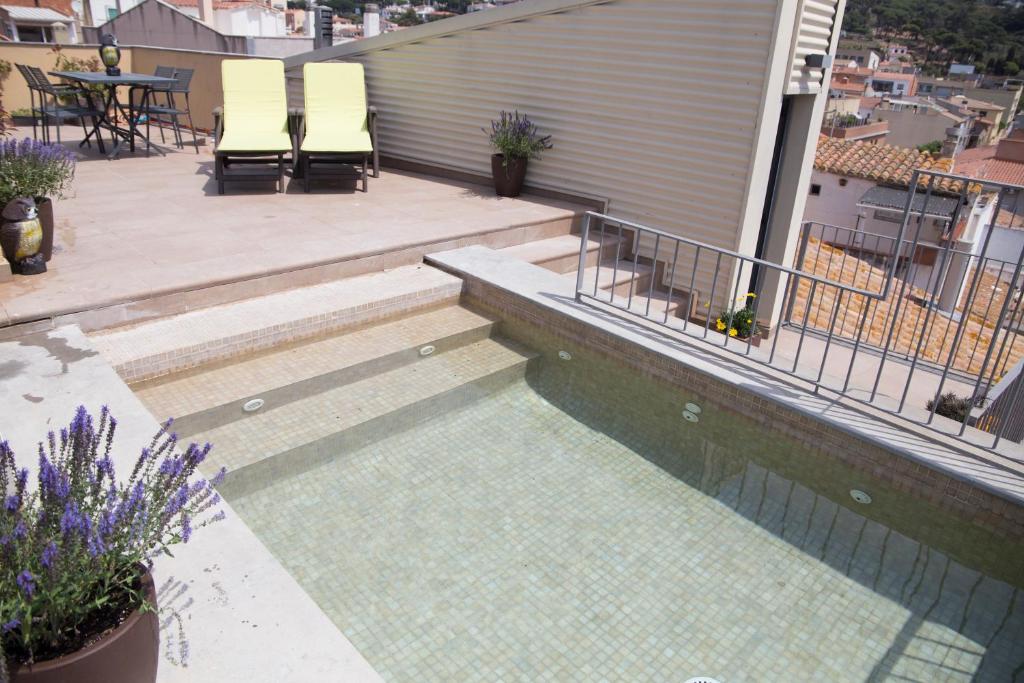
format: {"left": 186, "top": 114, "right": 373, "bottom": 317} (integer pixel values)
{"left": 228, "top": 382, "right": 1024, "bottom": 682}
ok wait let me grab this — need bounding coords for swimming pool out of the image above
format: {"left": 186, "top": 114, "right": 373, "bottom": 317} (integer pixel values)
{"left": 137, "top": 303, "right": 1024, "bottom": 681}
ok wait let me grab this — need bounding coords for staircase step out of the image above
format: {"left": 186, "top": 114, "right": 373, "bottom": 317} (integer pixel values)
{"left": 89, "top": 264, "right": 462, "bottom": 383}
{"left": 499, "top": 232, "right": 627, "bottom": 274}
{"left": 571, "top": 259, "right": 654, "bottom": 298}
{"left": 197, "top": 337, "right": 536, "bottom": 499}
{"left": 134, "top": 305, "right": 498, "bottom": 437}
{"left": 625, "top": 290, "right": 692, "bottom": 321}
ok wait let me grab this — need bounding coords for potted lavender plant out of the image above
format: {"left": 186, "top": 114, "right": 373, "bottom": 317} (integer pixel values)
{"left": 0, "top": 138, "right": 76, "bottom": 263}
{"left": 1, "top": 406, "right": 225, "bottom": 683}
{"left": 485, "top": 111, "right": 552, "bottom": 198}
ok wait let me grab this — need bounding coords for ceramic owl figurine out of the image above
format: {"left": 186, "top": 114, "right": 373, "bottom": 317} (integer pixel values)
{"left": 0, "top": 197, "right": 46, "bottom": 275}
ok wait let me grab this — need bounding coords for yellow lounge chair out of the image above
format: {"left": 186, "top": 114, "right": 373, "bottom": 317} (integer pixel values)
{"left": 214, "top": 59, "right": 294, "bottom": 194}
{"left": 299, "top": 62, "right": 378, "bottom": 193}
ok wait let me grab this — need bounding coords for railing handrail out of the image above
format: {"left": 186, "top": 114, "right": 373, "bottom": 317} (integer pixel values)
{"left": 574, "top": 200, "right": 1024, "bottom": 452}
{"left": 801, "top": 220, "right": 1024, "bottom": 270}
{"left": 584, "top": 211, "right": 887, "bottom": 300}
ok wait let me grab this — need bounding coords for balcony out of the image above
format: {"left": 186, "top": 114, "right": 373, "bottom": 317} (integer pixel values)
{"left": 821, "top": 118, "right": 890, "bottom": 142}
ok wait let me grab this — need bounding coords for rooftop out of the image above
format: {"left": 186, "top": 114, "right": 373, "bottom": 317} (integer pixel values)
{"left": 813, "top": 137, "right": 961, "bottom": 191}
{"left": 0, "top": 126, "right": 583, "bottom": 331}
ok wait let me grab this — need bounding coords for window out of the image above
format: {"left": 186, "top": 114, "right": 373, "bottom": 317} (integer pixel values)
{"left": 15, "top": 25, "right": 48, "bottom": 42}
{"left": 809, "top": 183, "right": 822, "bottom": 196}
{"left": 839, "top": 178, "right": 848, "bottom": 187}
{"left": 107, "top": 7, "right": 118, "bottom": 19}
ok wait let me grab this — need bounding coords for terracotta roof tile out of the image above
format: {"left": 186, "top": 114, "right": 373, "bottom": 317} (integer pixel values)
{"left": 953, "top": 146, "right": 1024, "bottom": 187}
{"left": 814, "top": 138, "right": 962, "bottom": 192}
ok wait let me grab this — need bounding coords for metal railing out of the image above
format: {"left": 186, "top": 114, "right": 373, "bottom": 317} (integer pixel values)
{"left": 572, "top": 169, "right": 1024, "bottom": 451}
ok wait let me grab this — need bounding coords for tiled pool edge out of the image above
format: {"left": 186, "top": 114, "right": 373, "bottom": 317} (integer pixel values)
{"left": 426, "top": 246, "right": 1024, "bottom": 542}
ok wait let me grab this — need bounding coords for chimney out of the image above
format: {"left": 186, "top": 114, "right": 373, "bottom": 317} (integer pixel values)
{"left": 198, "top": 0, "right": 214, "bottom": 25}
{"left": 995, "top": 136, "right": 1024, "bottom": 163}
{"left": 363, "top": 3, "right": 379, "bottom": 38}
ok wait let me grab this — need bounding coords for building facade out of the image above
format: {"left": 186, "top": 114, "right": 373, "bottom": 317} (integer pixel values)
{"left": 283, "top": 0, "right": 848, "bottom": 327}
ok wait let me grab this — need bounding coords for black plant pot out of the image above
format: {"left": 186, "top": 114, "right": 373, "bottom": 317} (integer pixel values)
{"left": 491, "top": 154, "right": 528, "bottom": 197}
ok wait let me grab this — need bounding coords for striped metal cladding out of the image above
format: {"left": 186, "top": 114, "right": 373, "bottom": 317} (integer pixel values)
{"left": 286, "top": 0, "right": 843, "bottom": 300}
{"left": 287, "top": 0, "right": 779, "bottom": 254}
{"left": 786, "top": 0, "right": 840, "bottom": 95}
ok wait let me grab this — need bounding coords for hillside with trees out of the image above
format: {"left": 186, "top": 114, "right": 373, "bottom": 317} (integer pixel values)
{"left": 843, "top": 0, "right": 1024, "bottom": 76}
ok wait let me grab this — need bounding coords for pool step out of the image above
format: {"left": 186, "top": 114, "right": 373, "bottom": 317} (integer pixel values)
{"left": 89, "top": 264, "right": 462, "bottom": 383}
{"left": 133, "top": 305, "right": 498, "bottom": 437}
{"left": 198, "top": 336, "right": 536, "bottom": 499}
{"left": 499, "top": 233, "right": 628, "bottom": 274}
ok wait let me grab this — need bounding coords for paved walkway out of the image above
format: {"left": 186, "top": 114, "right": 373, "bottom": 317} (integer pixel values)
{"left": 0, "top": 126, "right": 581, "bottom": 329}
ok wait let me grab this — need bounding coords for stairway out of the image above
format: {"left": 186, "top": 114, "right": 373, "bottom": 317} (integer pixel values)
{"left": 130, "top": 302, "right": 536, "bottom": 499}
{"left": 500, "top": 232, "right": 692, "bottom": 320}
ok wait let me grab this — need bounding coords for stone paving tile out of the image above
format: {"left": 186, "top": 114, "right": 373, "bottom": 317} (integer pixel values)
{"left": 228, "top": 381, "right": 1024, "bottom": 682}
{"left": 91, "top": 264, "right": 462, "bottom": 382}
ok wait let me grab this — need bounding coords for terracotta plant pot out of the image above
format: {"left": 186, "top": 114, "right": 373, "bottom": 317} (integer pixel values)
{"left": 491, "top": 154, "right": 528, "bottom": 197}
{"left": 10, "top": 570, "right": 160, "bottom": 683}
{"left": 35, "top": 197, "right": 54, "bottom": 262}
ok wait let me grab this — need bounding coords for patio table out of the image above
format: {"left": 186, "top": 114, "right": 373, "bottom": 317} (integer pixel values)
{"left": 50, "top": 71, "right": 178, "bottom": 159}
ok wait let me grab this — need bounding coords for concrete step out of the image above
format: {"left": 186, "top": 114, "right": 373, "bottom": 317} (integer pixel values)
{"left": 499, "top": 232, "right": 628, "bottom": 274}
{"left": 625, "top": 289, "right": 692, "bottom": 321}
{"left": 133, "top": 305, "right": 498, "bottom": 438}
{"left": 88, "top": 263, "right": 463, "bottom": 383}
{"left": 571, "top": 259, "right": 654, "bottom": 298}
{"left": 199, "top": 336, "right": 536, "bottom": 499}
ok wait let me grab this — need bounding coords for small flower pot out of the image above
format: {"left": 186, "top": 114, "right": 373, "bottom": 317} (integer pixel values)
{"left": 10, "top": 569, "right": 160, "bottom": 683}
{"left": 491, "top": 154, "right": 528, "bottom": 197}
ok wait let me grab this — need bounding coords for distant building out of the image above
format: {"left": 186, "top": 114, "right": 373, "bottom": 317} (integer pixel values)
{"left": 807, "top": 137, "right": 997, "bottom": 313}
{"left": 835, "top": 46, "right": 881, "bottom": 70}
{"left": 0, "top": 4, "right": 76, "bottom": 42}
{"left": 873, "top": 96, "right": 975, "bottom": 157}
{"left": 868, "top": 71, "right": 917, "bottom": 97}
{"left": 168, "top": 0, "right": 286, "bottom": 38}
{"left": 949, "top": 63, "right": 976, "bottom": 77}
{"left": 937, "top": 95, "right": 1006, "bottom": 147}
{"left": 885, "top": 44, "right": 910, "bottom": 61}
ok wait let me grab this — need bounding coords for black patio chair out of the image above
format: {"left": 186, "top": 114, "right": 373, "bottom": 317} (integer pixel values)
{"left": 142, "top": 67, "right": 199, "bottom": 153}
{"left": 25, "top": 66, "right": 106, "bottom": 151}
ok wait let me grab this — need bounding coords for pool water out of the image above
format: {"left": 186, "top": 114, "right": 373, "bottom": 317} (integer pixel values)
{"left": 228, "top": 375, "right": 1024, "bottom": 682}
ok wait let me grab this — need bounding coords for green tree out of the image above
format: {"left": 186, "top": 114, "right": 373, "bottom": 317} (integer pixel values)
{"left": 917, "top": 140, "right": 943, "bottom": 154}
{"left": 1006, "top": 60, "right": 1021, "bottom": 75}
{"left": 394, "top": 7, "right": 422, "bottom": 26}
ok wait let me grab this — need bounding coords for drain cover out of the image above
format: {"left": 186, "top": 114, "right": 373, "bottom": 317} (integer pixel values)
{"left": 419, "top": 344, "right": 436, "bottom": 357}
{"left": 850, "top": 489, "right": 872, "bottom": 505}
{"left": 242, "top": 398, "right": 265, "bottom": 413}
{"left": 682, "top": 410, "right": 699, "bottom": 423}
{"left": 684, "top": 678, "right": 722, "bottom": 683}
{"left": 558, "top": 350, "right": 572, "bottom": 360}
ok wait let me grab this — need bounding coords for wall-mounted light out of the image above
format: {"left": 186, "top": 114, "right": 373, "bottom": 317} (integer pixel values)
{"left": 805, "top": 53, "right": 834, "bottom": 69}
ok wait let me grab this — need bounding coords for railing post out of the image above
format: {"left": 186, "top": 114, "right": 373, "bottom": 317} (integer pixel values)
{"left": 785, "top": 222, "right": 812, "bottom": 323}
{"left": 574, "top": 212, "right": 591, "bottom": 302}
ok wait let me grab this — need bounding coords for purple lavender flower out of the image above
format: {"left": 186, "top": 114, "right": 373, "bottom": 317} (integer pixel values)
{"left": 163, "top": 484, "right": 189, "bottom": 517}
{"left": 2, "top": 618, "right": 20, "bottom": 632}
{"left": 87, "top": 532, "right": 106, "bottom": 558}
{"left": 41, "top": 541, "right": 58, "bottom": 568}
{"left": 4, "top": 494, "right": 19, "bottom": 512}
{"left": 180, "top": 515, "right": 192, "bottom": 543}
{"left": 16, "top": 570, "right": 35, "bottom": 598}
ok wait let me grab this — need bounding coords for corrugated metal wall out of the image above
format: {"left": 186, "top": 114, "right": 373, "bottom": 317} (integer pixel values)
{"left": 785, "top": 0, "right": 839, "bottom": 95}
{"left": 287, "top": 0, "right": 779, "bottom": 257}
